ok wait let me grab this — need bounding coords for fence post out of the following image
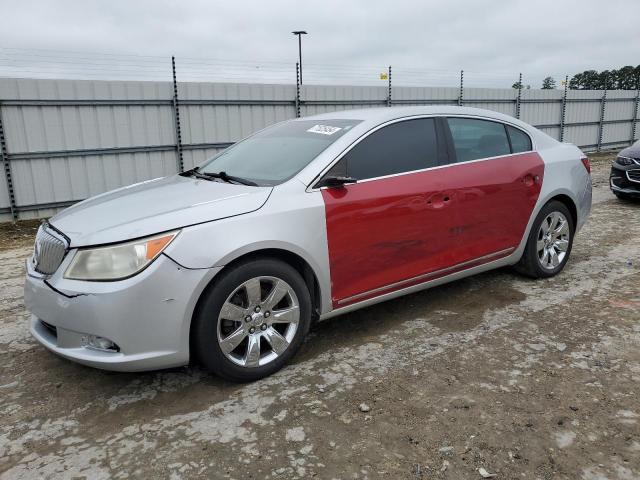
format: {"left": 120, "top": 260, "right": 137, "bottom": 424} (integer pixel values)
{"left": 387, "top": 66, "right": 392, "bottom": 107}
{"left": 597, "top": 83, "right": 607, "bottom": 152}
{"left": 560, "top": 75, "right": 569, "bottom": 142}
{"left": 295, "top": 63, "right": 301, "bottom": 118}
{"left": 458, "top": 70, "right": 464, "bottom": 106}
{"left": 171, "top": 56, "right": 184, "bottom": 173}
{"left": 515, "top": 73, "right": 522, "bottom": 119}
{"left": 0, "top": 103, "right": 17, "bottom": 221}
{"left": 631, "top": 75, "right": 639, "bottom": 144}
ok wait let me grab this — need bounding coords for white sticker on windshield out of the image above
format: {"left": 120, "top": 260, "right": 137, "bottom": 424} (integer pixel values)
{"left": 307, "top": 124, "right": 342, "bottom": 135}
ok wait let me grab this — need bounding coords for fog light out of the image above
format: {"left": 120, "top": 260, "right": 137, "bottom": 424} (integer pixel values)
{"left": 85, "top": 335, "right": 119, "bottom": 352}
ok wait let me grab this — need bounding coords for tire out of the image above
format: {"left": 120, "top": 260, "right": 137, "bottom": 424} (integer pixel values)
{"left": 515, "top": 200, "right": 574, "bottom": 279}
{"left": 192, "top": 258, "right": 311, "bottom": 382}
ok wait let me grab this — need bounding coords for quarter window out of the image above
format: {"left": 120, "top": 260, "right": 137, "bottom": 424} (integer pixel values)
{"left": 447, "top": 118, "right": 511, "bottom": 163}
{"left": 340, "top": 118, "right": 439, "bottom": 181}
{"left": 506, "top": 125, "right": 532, "bottom": 153}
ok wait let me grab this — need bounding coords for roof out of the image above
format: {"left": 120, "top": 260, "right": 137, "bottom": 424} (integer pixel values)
{"left": 302, "top": 105, "right": 531, "bottom": 130}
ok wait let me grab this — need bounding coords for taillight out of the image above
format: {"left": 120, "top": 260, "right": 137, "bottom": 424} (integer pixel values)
{"left": 581, "top": 156, "right": 591, "bottom": 174}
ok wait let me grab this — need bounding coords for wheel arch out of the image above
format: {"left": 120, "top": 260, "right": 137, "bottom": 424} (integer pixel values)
{"left": 512, "top": 188, "right": 580, "bottom": 265}
{"left": 547, "top": 193, "right": 578, "bottom": 228}
{"left": 219, "top": 247, "right": 322, "bottom": 319}
{"left": 534, "top": 188, "right": 580, "bottom": 232}
{"left": 188, "top": 245, "right": 325, "bottom": 361}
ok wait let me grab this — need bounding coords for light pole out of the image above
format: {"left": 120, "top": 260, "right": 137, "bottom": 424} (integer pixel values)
{"left": 291, "top": 30, "right": 307, "bottom": 84}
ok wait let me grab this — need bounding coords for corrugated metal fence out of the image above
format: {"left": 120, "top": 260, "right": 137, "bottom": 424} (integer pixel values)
{"left": 1, "top": 76, "right": 639, "bottom": 222}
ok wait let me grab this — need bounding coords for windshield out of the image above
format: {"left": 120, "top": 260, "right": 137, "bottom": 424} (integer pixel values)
{"left": 198, "top": 119, "right": 362, "bottom": 186}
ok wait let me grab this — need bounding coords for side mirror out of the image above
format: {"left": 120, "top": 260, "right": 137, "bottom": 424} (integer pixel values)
{"left": 316, "top": 176, "right": 358, "bottom": 189}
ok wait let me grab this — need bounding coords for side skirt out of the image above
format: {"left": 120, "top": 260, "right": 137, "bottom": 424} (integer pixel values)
{"left": 318, "top": 251, "right": 518, "bottom": 321}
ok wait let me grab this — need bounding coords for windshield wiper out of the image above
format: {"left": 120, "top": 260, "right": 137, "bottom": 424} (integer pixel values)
{"left": 198, "top": 170, "right": 258, "bottom": 186}
{"left": 181, "top": 167, "right": 214, "bottom": 181}
{"left": 182, "top": 167, "right": 258, "bottom": 186}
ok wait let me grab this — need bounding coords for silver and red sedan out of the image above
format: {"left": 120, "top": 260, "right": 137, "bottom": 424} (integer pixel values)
{"left": 25, "top": 106, "right": 592, "bottom": 381}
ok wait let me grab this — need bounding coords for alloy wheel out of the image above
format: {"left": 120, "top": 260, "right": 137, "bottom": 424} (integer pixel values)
{"left": 217, "top": 276, "right": 300, "bottom": 368}
{"left": 536, "top": 211, "right": 570, "bottom": 270}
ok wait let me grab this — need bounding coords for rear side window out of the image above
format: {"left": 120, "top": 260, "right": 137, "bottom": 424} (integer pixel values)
{"left": 342, "top": 118, "right": 439, "bottom": 181}
{"left": 447, "top": 118, "right": 511, "bottom": 162}
{"left": 506, "top": 125, "right": 532, "bottom": 153}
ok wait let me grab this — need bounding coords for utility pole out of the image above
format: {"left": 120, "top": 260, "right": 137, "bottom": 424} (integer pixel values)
{"left": 291, "top": 31, "right": 307, "bottom": 84}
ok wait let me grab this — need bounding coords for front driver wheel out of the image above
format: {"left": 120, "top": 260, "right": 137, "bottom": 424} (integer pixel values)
{"left": 193, "top": 258, "right": 311, "bottom": 382}
{"left": 515, "top": 200, "right": 574, "bottom": 279}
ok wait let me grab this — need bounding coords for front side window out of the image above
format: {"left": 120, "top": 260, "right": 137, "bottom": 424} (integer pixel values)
{"left": 447, "top": 118, "right": 511, "bottom": 163}
{"left": 199, "top": 119, "right": 361, "bottom": 186}
{"left": 338, "top": 118, "right": 439, "bottom": 181}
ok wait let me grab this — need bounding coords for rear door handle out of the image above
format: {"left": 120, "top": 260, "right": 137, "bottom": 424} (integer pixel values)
{"left": 426, "top": 193, "right": 452, "bottom": 209}
{"left": 522, "top": 173, "right": 540, "bottom": 187}
{"left": 522, "top": 174, "right": 539, "bottom": 186}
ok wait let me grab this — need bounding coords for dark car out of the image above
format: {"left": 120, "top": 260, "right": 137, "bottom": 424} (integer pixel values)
{"left": 610, "top": 140, "right": 640, "bottom": 200}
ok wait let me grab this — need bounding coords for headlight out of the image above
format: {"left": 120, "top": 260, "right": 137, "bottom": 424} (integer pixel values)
{"left": 616, "top": 156, "right": 638, "bottom": 166}
{"left": 64, "top": 231, "right": 179, "bottom": 281}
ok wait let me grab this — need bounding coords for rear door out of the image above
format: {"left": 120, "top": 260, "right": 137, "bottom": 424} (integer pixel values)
{"left": 319, "top": 117, "right": 458, "bottom": 308}
{"left": 442, "top": 117, "right": 545, "bottom": 262}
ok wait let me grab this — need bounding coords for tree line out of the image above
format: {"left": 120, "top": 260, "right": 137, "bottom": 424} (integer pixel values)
{"left": 512, "top": 65, "right": 640, "bottom": 90}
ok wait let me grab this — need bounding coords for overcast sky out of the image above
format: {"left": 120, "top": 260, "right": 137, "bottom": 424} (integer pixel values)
{"left": 0, "top": 0, "right": 639, "bottom": 87}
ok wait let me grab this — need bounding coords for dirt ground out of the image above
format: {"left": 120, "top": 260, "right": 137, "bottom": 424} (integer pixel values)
{"left": 1, "top": 152, "right": 639, "bottom": 480}
{"left": 0, "top": 220, "right": 40, "bottom": 252}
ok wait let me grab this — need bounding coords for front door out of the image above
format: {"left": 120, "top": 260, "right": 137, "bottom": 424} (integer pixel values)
{"left": 320, "top": 117, "right": 456, "bottom": 308}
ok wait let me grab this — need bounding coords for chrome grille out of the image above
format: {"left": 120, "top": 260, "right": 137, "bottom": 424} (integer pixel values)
{"left": 33, "top": 224, "right": 68, "bottom": 275}
{"left": 627, "top": 169, "right": 640, "bottom": 183}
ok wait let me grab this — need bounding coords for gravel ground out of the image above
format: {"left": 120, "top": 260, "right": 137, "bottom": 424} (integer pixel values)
{"left": 1, "top": 152, "right": 639, "bottom": 480}
{"left": 0, "top": 220, "right": 39, "bottom": 252}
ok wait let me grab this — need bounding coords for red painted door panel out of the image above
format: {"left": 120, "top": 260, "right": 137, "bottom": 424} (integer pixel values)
{"left": 322, "top": 172, "right": 459, "bottom": 307}
{"left": 450, "top": 152, "right": 544, "bottom": 262}
{"left": 322, "top": 152, "right": 544, "bottom": 308}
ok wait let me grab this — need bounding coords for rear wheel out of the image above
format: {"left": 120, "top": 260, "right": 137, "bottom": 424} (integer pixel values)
{"left": 515, "top": 200, "right": 574, "bottom": 278}
{"left": 193, "top": 258, "right": 311, "bottom": 382}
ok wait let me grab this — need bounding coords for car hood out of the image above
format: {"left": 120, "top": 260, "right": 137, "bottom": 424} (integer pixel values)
{"left": 619, "top": 140, "right": 640, "bottom": 159}
{"left": 50, "top": 175, "right": 272, "bottom": 246}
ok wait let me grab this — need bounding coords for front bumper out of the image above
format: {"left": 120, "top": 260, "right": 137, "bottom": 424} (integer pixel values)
{"left": 25, "top": 253, "right": 219, "bottom": 372}
{"left": 610, "top": 163, "right": 640, "bottom": 197}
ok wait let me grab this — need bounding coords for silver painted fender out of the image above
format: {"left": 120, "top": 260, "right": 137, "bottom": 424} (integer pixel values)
{"left": 163, "top": 180, "right": 334, "bottom": 315}
{"left": 508, "top": 142, "right": 592, "bottom": 265}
